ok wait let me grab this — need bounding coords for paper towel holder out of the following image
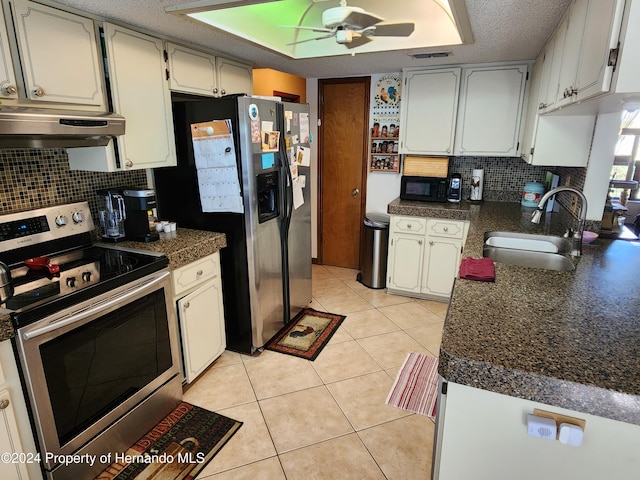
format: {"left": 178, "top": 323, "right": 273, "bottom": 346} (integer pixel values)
{"left": 470, "top": 168, "right": 484, "bottom": 202}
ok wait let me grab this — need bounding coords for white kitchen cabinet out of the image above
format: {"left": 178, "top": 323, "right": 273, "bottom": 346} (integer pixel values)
{"left": 8, "top": 0, "right": 105, "bottom": 107}
{"left": 542, "top": 26, "right": 566, "bottom": 113}
{"left": 434, "top": 381, "right": 640, "bottom": 480}
{"left": 215, "top": 56, "right": 253, "bottom": 97}
{"left": 166, "top": 42, "right": 217, "bottom": 97}
{"left": 172, "top": 252, "right": 226, "bottom": 384}
{"left": 454, "top": 64, "right": 528, "bottom": 157}
{"left": 422, "top": 219, "right": 465, "bottom": 297}
{"left": 0, "top": 341, "right": 41, "bottom": 480}
{"left": 399, "top": 67, "right": 461, "bottom": 155}
{"left": 0, "top": 3, "right": 18, "bottom": 100}
{"left": 165, "top": 44, "right": 252, "bottom": 98}
{"left": 555, "top": 0, "right": 588, "bottom": 109}
{"left": 70, "top": 23, "right": 177, "bottom": 172}
{"left": 387, "top": 215, "right": 468, "bottom": 301}
{"left": 0, "top": 388, "right": 30, "bottom": 479}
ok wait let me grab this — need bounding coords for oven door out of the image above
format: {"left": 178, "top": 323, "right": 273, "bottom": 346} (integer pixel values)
{"left": 14, "top": 269, "right": 181, "bottom": 472}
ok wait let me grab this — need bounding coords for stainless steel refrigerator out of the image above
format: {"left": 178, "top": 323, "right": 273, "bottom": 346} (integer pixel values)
{"left": 154, "top": 95, "right": 312, "bottom": 353}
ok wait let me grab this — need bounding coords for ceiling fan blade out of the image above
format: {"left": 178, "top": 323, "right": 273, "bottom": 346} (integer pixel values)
{"left": 345, "top": 35, "right": 373, "bottom": 49}
{"left": 286, "top": 33, "right": 336, "bottom": 46}
{"left": 342, "top": 10, "right": 383, "bottom": 30}
{"left": 279, "top": 25, "right": 333, "bottom": 34}
{"left": 371, "top": 23, "right": 415, "bottom": 37}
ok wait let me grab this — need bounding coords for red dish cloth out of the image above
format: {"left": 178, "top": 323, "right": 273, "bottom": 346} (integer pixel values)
{"left": 459, "top": 257, "right": 495, "bottom": 282}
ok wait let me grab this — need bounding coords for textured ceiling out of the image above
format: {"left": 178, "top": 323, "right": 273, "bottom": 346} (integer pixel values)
{"left": 49, "top": 0, "right": 572, "bottom": 78}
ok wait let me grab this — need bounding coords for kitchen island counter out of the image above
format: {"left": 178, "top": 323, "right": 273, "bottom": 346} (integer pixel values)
{"left": 388, "top": 198, "right": 640, "bottom": 425}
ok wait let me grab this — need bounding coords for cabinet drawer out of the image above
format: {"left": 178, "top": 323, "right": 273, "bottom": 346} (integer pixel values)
{"left": 390, "top": 216, "right": 427, "bottom": 235}
{"left": 172, "top": 252, "right": 220, "bottom": 297}
{"left": 428, "top": 219, "right": 466, "bottom": 239}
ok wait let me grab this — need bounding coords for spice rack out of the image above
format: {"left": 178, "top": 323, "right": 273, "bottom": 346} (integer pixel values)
{"left": 369, "top": 125, "right": 400, "bottom": 172}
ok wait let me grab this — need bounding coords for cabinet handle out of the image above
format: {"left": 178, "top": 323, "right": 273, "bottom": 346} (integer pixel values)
{"left": 538, "top": 103, "right": 547, "bottom": 110}
{"left": 125, "top": 160, "right": 133, "bottom": 168}
{"left": 446, "top": 148, "right": 451, "bottom": 153}
{"left": 429, "top": 240, "right": 434, "bottom": 245}
{"left": 443, "top": 227, "right": 448, "bottom": 232}
{"left": 0, "top": 398, "right": 9, "bottom": 409}
{"left": 418, "top": 240, "right": 422, "bottom": 245}
{"left": 33, "top": 87, "right": 45, "bottom": 97}
{"left": 213, "top": 88, "right": 219, "bottom": 94}
{"left": 3, "top": 85, "right": 17, "bottom": 95}
{"left": 406, "top": 224, "right": 412, "bottom": 229}
{"left": 184, "top": 302, "right": 190, "bottom": 309}
{"left": 221, "top": 89, "right": 226, "bottom": 95}
{"left": 196, "top": 269, "right": 203, "bottom": 276}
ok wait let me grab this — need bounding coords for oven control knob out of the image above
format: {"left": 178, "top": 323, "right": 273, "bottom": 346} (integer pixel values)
{"left": 82, "top": 272, "right": 92, "bottom": 282}
{"left": 72, "top": 212, "right": 85, "bottom": 224}
{"left": 55, "top": 215, "right": 68, "bottom": 227}
{"left": 66, "top": 277, "right": 76, "bottom": 288}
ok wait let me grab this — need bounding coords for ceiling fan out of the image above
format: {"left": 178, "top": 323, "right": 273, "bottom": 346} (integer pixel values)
{"left": 283, "top": 0, "right": 415, "bottom": 49}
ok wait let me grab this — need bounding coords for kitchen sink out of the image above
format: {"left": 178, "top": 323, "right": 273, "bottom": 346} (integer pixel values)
{"left": 483, "top": 231, "right": 572, "bottom": 254}
{"left": 483, "top": 231, "right": 575, "bottom": 271}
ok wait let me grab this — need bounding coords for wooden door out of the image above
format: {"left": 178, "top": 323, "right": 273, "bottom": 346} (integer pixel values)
{"left": 318, "top": 78, "right": 370, "bottom": 268}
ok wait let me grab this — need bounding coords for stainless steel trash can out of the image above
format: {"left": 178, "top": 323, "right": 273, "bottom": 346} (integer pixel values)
{"left": 357, "top": 213, "right": 390, "bottom": 289}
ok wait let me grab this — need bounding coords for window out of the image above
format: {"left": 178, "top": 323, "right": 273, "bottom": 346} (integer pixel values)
{"left": 610, "top": 109, "right": 640, "bottom": 201}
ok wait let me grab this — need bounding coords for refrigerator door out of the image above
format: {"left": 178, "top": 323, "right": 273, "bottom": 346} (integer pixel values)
{"left": 280, "top": 102, "right": 312, "bottom": 321}
{"left": 237, "top": 96, "right": 286, "bottom": 347}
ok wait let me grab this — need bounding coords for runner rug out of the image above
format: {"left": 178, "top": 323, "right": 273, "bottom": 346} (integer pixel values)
{"left": 94, "top": 402, "right": 242, "bottom": 480}
{"left": 265, "top": 307, "right": 346, "bottom": 360}
{"left": 386, "top": 352, "right": 439, "bottom": 419}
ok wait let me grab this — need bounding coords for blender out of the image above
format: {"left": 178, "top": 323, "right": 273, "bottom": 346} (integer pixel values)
{"left": 97, "top": 189, "right": 126, "bottom": 241}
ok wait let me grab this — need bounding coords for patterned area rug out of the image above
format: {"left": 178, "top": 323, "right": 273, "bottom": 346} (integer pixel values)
{"left": 265, "top": 307, "right": 346, "bottom": 360}
{"left": 94, "top": 402, "right": 242, "bottom": 480}
{"left": 386, "top": 352, "right": 439, "bottom": 419}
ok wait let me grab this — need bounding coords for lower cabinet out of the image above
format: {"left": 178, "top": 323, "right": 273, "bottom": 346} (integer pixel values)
{"left": 387, "top": 216, "right": 468, "bottom": 301}
{"left": 0, "top": 388, "right": 30, "bottom": 479}
{"left": 172, "top": 252, "right": 226, "bottom": 384}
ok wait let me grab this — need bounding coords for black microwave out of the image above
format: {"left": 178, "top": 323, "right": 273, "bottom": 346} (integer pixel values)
{"left": 400, "top": 176, "right": 448, "bottom": 202}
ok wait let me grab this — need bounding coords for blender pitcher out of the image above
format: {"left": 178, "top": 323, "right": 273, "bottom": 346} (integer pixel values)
{"left": 97, "top": 189, "right": 126, "bottom": 241}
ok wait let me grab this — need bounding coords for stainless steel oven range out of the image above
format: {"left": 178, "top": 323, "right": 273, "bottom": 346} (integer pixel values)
{"left": 0, "top": 202, "right": 182, "bottom": 480}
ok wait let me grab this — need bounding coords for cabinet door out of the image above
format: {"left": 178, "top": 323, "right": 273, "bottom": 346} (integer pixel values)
{"left": 555, "top": 0, "right": 588, "bottom": 108}
{"left": 520, "top": 53, "right": 544, "bottom": 163}
{"left": 0, "top": 389, "right": 29, "bottom": 480}
{"left": 166, "top": 42, "right": 218, "bottom": 97}
{"left": 526, "top": 114, "right": 595, "bottom": 166}
{"left": 387, "top": 233, "right": 425, "bottom": 293}
{"left": 11, "top": 0, "right": 105, "bottom": 106}
{"left": 0, "top": 4, "right": 18, "bottom": 100}
{"left": 422, "top": 237, "right": 462, "bottom": 298}
{"left": 536, "top": 38, "right": 555, "bottom": 112}
{"left": 177, "top": 278, "right": 226, "bottom": 383}
{"left": 454, "top": 64, "right": 528, "bottom": 157}
{"left": 104, "top": 23, "right": 176, "bottom": 170}
{"left": 543, "top": 23, "right": 567, "bottom": 112}
{"left": 400, "top": 68, "right": 461, "bottom": 155}
{"left": 216, "top": 57, "right": 252, "bottom": 96}
{"left": 575, "top": 0, "right": 625, "bottom": 101}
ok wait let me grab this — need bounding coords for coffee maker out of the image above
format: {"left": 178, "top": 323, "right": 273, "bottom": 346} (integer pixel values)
{"left": 121, "top": 188, "right": 160, "bottom": 242}
{"left": 97, "top": 189, "right": 127, "bottom": 242}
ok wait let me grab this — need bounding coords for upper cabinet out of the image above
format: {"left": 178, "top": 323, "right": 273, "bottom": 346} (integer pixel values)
{"left": 0, "top": 3, "right": 17, "bottom": 99}
{"left": 7, "top": 0, "right": 106, "bottom": 107}
{"left": 539, "top": 0, "right": 630, "bottom": 114}
{"left": 166, "top": 43, "right": 252, "bottom": 98}
{"left": 69, "top": 23, "right": 176, "bottom": 171}
{"left": 399, "top": 67, "right": 461, "bottom": 155}
{"left": 400, "top": 63, "right": 528, "bottom": 157}
{"left": 454, "top": 64, "right": 528, "bottom": 157}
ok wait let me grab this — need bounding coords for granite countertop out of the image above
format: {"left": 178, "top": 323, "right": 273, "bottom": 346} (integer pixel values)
{"left": 113, "top": 228, "right": 227, "bottom": 270}
{"left": 389, "top": 198, "right": 640, "bottom": 425}
{"left": 0, "top": 228, "right": 227, "bottom": 341}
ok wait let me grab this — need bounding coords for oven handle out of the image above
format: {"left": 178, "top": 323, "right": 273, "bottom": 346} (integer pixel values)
{"left": 22, "top": 271, "right": 170, "bottom": 341}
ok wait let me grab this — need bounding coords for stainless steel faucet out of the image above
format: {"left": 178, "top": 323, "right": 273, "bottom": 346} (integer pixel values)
{"left": 531, "top": 186, "right": 588, "bottom": 257}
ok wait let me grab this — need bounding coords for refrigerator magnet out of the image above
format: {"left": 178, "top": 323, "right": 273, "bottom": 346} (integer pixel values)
{"left": 248, "top": 104, "right": 259, "bottom": 120}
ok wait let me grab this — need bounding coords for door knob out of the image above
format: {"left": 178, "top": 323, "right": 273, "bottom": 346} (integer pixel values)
{"left": 352, "top": 188, "right": 360, "bottom": 197}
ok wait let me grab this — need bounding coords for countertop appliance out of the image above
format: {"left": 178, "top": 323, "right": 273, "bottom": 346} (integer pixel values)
{"left": 448, "top": 173, "right": 462, "bottom": 202}
{"left": 400, "top": 175, "right": 448, "bottom": 202}
{"left": 96, "top": 188, "right": 127, "bottom": 241}
{"left": 154, "top": 95, "right": 312, "bottom": 353}
{"left": 121, "top": 187, "right": 160, "bottom": 242}
{"left": 0, "top": 202, "right": 181, "bottom": 480}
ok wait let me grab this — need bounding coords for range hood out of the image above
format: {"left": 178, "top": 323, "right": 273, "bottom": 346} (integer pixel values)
{"left": 0, "top": 106, "right": 125, "bottom": 149}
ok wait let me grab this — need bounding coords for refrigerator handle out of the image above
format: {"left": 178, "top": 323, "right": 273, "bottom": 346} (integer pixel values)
{"left": 277, "top": 103, "right": 293, "bottom": 323}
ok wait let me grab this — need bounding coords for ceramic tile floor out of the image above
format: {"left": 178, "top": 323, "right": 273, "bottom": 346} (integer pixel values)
{"left": 185, "top": 264, "right": 447, "bottom": 480}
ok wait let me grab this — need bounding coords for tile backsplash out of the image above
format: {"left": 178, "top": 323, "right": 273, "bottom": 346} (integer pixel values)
{"left": 0, "top": 149, "right": 147, "bottom": 218}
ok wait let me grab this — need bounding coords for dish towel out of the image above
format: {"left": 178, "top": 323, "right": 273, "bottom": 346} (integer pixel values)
{"left": 459, "top": 257, "right": 495, "bottom": 282}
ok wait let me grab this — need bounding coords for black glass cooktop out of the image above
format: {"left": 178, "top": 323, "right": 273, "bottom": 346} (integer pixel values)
{"left": 3, "top": 245, "right": 168, "bottom": 327}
